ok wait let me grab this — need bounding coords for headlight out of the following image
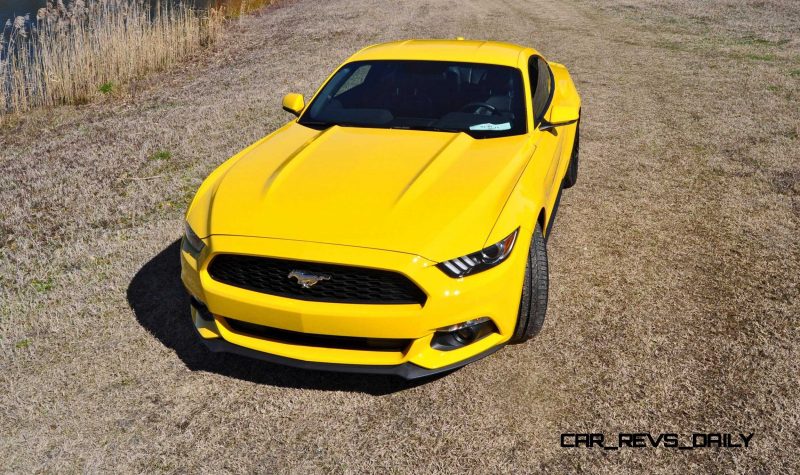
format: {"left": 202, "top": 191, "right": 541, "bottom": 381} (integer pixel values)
{"left": 183, "top": 222, "right": 205, "bottom": 257}
{"left": 437, "top": 228, "right": 519, "bottom": 278}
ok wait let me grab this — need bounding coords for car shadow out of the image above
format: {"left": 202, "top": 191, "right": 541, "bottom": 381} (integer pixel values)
{"left": 127, "top": 240, "right": 443, "bottom": 395}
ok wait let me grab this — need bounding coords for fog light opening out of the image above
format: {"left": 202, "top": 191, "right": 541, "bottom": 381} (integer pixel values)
{"left": 454, "top": 325, "right": 478, "bottom": 344}
{"left": 190, "top": 296, "right": 214, "bottom": 322}
{"left": 432, "top": 317, "right": 496, "bottom": 351}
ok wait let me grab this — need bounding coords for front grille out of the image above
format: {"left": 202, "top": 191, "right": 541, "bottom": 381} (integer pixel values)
{"left": 225, "top": 318, "right": 411, "bottom": 352}
{"left": 207, "top": 254, "right": 427, "bottom": 305}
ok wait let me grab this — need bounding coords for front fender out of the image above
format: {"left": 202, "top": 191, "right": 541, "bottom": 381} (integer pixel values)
{"left": 483, "top": 148, "right": 546, "bottom": 249}
{"left": 185, "top": 122, "right": 295, "bottom": 238}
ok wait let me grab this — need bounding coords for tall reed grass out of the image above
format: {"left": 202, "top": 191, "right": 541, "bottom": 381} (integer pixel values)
{"left": 0, "top": 0, "right": 227, "bottom": 116}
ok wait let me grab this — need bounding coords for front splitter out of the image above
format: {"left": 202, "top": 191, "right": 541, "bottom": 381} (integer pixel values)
{"left": 198, "top": 334, "right": 505, "bottom": 380}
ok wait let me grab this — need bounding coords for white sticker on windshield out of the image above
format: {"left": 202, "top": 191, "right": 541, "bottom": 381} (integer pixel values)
{"left": 469, "top": 122, "right": 512, "bottom": 131}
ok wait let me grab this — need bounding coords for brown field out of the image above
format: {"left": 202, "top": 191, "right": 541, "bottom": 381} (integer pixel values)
{"left": 1, "top": 0, "right": 798, "bottom": 472}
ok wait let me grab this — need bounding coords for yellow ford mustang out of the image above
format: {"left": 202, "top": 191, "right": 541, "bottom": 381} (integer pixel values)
{"left": 180, "top": 39, "right": 581, "bottom": 379}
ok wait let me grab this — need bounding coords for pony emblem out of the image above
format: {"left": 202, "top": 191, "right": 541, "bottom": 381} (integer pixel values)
{"left": 288, "top": 270, "right": 331, "bottom": 288}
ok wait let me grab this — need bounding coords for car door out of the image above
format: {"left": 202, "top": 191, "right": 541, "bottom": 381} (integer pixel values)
{"left": 529, "top": 56, "right": 564, "bottom": 215}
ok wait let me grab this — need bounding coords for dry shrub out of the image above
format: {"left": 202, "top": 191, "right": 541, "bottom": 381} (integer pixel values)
{"left": 0, "top": 0, "right": 225, "bottom": 115}
{"left": 210, "top": 0, "right": 275, "bottom": 17}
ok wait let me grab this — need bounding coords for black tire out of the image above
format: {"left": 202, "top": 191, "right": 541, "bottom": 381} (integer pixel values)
{"left": 562, "top": 123, "right": 579, "bottom": 189}
{"left": 510, "top": 223, "right": 549, "bottom": 343}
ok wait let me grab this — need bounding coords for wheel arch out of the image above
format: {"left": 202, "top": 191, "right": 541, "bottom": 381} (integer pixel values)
{"left": 537, "top": 208, "right": 546, "bottom": 233}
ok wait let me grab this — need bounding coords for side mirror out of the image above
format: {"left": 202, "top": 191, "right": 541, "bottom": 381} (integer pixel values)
{"left": 540, "top": 104, "right": 579, "bottom": 131}
{"left": 282, "top": 93, "right": 305, "bottom": 117}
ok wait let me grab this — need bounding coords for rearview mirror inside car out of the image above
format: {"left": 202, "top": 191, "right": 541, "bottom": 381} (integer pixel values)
{"left": 282, "top": 93, "right": 305, "bottom": 116}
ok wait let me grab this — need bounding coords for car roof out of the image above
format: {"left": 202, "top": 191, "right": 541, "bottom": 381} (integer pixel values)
{"left": 347, "top": 39, "right": 536, "bottom": 68}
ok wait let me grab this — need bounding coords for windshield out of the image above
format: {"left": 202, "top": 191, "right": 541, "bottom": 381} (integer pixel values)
{"left": 299, "top": 60, "right": 527, "bottom": 138}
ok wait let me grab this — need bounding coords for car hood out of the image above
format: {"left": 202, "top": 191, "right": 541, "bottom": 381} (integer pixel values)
{"left": 195, "top": 123, "right": 532, "bottom": 262}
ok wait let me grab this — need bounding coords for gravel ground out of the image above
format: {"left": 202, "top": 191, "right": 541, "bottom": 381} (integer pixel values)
{"left": 1, "top": 0, "right": 798, "bottom": 472}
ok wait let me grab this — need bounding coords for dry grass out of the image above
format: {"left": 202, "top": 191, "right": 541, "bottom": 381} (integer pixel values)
{"left": 0, "top": 0, "right": 798, "bottom": 472}
{"left": 219, "top": 0, "right": 276, "bottom": 17}
{"left": 1, "top": 0, "right": 223, "bottom": 115}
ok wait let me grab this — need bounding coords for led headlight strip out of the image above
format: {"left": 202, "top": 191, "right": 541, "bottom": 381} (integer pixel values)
{"left": 183, "top": 222, "right": 206, "bottom": 258}
{"left": 437, "top": 228, "right": 519, "bottom": 278}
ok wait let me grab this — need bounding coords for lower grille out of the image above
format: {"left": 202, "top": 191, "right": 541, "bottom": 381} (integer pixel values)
{"left": 207, "top": 254, "right": 427, "bottom": 305}
{"left": 225, "top": 318, "right": 411, "bottom": 352}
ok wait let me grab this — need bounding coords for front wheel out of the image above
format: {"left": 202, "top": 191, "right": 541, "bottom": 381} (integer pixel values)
{"left": 510, "top": 223, "right": 549, "bottom": 343}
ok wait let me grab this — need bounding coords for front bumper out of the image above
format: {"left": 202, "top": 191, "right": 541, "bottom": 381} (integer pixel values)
{"left": 181, "top": 234, "right": 528, "bottom": 378}
{"left": 199, "top": 326, "right": 506, "bottom": 379}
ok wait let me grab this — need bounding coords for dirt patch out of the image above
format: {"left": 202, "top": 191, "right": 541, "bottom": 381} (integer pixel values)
{"left": 1, "top": 0, "right": 798, "bottom": 472}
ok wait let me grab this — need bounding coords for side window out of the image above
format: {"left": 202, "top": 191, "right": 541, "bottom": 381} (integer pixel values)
{"left": 529, "top": 56, "right": 552, "bottom": 125}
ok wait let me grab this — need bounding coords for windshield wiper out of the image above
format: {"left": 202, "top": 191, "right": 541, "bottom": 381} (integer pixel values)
{"left": 301, "top": 122, "right": 463, "bottom": 134}
{"left": 389, "top": 125, "right": 462, "bottom": 133}
{"left": 298, "top": 120, "right": 336, "bottom": 129}
{"left": 299, "top": 120, "right": 380, "bottom": 130}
